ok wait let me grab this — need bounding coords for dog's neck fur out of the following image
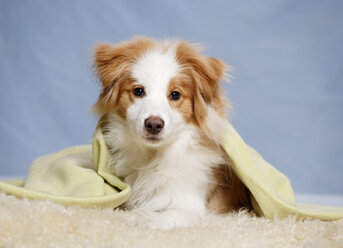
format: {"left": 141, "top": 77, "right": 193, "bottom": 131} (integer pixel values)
{"left": 100, "top": 112, "right": 227, "bottom": 214}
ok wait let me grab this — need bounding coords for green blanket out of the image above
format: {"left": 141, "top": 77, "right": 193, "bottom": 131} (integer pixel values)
{"left": 0, "top": 128, "right": 130, "bottom": 209}
{"left": 1, "top": 122, "right": 342, "bottom": 220}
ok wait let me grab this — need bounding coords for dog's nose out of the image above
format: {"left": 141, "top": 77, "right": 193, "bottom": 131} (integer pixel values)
{"left": 144, "top": 116, "right": 164, "bottom": 135}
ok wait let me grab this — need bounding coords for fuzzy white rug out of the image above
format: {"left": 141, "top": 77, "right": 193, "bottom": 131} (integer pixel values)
{"left": 0, "top": 194, "right": 342, "bottom": 248}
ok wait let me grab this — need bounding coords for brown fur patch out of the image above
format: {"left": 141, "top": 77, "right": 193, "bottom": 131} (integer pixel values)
{"left": 167, "top": 74, "right": 194, "bottom": 123}
{"left": 93, "top": 37, "right": 156, "bottom": 116}
{"left": 174, "top": 41, "right": 229, "bottom": 134}
{"left": 207, "top": 162, "right": 252, "bottom": 213}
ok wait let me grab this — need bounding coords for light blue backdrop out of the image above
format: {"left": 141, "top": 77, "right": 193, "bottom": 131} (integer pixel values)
{"left": 0, "top": 1, "right": 342, "bottom": 194}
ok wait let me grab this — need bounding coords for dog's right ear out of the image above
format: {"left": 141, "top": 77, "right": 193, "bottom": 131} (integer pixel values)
{"left": 93, "top": 43, "right": 132, "bottom": 88}
{"left": 93, "top": 38, "right": 155, "bottom": 114}
{"left": 93, "top": 43, "right": 129, "bottom": 114}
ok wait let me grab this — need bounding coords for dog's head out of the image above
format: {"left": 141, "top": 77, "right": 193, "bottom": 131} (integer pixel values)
{"left": 93, "top": 37, "right": 229, "bottom": 146}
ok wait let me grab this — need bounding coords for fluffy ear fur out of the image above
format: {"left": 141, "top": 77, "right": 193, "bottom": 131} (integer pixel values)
{"left": 176, "top": 41, "right": 229, "bottom": 132}
{"left": 192, "top": 56, "right": 228, "bottom": 105}
{"left": 93, "top": 37, "right": 155, "bottom": 113}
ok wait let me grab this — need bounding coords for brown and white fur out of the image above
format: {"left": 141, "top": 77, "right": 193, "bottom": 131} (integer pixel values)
{"left": 93, "top": 37, "right": 251, "bottom": 229}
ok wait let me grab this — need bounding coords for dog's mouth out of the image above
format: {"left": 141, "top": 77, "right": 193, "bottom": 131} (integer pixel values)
{"left": 143, "top": 135, "right": 162, "bottom": 142}
{"left": 142, "top": 133, "right": 164, "bottom": 145}
{"left": 146, "top": 136, "right": 160, "bottom": 141}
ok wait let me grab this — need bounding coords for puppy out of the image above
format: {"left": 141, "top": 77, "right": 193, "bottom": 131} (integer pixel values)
{"left": 93, "top": 37, "right": 251, "bottom": 229}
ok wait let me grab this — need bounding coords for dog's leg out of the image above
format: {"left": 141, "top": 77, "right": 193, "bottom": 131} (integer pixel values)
{"left": 207, "top": 163, "right": 252, "bottom": 213}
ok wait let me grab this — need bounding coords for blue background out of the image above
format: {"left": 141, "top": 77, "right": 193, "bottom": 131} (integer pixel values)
{"left": 0, "top": 0, "right": 342, "bottom": 194}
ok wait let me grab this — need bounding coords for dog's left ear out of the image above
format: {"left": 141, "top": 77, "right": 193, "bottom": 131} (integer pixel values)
{"left": 193, "top": 56, "right": 228, "bottom": 105}
{"left": 176, "top": 41, "right": 229, "bottom": 135}
{"left": 191, "top": 57, "right": 228, "bottom": 134}
{"left": 176, "top": 41, "right": 229, "bottom": 107}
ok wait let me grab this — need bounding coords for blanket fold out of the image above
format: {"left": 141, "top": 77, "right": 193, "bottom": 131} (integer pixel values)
{"left": 0, "top": 129, "right": 130, "bottom": 208}
{"left": 222, "top": 123, "right": 343, "bottom": 220}
{"left": 0, "top": 121, "right": 342, "bottom": 220}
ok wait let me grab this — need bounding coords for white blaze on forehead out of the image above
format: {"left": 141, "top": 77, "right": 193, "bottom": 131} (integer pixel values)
{"left": 131, "top": 46, "right": 180, "bottom": 94}
{"left": 127, "top": 44, "right": 186, "bottom": 139}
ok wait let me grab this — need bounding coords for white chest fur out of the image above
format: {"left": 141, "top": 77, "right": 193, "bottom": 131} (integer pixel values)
{"left": 102, "top": 114, "right": 225, "bottom": 228}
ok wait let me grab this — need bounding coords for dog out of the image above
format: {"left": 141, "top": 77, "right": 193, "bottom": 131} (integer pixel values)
{"left": 93, "top": 37, "right": 251, "bottom": 229}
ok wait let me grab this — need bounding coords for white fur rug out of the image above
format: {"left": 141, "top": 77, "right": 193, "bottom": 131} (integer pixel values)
{"left": 0, "top": 194, "right": 342, "bottom": 248}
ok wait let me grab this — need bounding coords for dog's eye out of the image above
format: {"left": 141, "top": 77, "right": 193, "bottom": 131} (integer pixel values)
{"left": 170, "top": 91, "right": 181, "bottom": 101}
{"left": 132, "top": 87, "right": 145, "bottom": 97}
